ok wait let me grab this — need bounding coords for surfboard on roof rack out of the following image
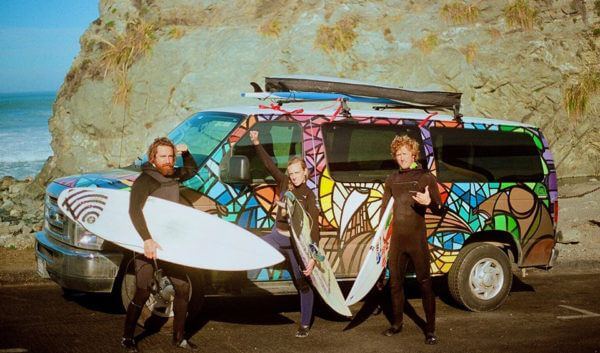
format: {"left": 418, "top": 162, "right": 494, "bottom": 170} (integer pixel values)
{"left": 248, "top": 75, "right": 463, "bottom": 119}
{"left": 242, "top": 91, "right": 403, "bottom": 105}
{"left": 264, "top": 75, "right": 461, "bottom": 109}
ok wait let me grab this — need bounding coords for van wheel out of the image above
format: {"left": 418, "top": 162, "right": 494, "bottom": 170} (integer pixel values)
{"left": 120, "top": 258, "right": 192, "bottom": 328}
{"left": 448, "top": 243, "right": 513, "bottom": 312}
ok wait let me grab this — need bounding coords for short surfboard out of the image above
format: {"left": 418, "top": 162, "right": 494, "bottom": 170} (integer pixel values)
{"left": 58, "top": 187, "right": 284, "bottom": 271}
{"left": 345, "top": 199, "right": 395, "bottom": 306}
{"left": 285, "top": 191, "right": 352, "bottom": 318}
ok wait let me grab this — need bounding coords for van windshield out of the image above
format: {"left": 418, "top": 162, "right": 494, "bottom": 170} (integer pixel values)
{"left": 136, "top": 112, "right": 243, "bottom": 167}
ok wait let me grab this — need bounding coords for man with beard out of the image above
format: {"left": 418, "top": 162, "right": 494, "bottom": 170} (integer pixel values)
{"left": 121, "top": 137, "right": 199, "bottom": 352}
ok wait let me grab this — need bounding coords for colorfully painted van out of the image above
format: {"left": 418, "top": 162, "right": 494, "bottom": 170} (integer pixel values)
{"left": 36, "top": 77, "right": 558, "bottom": 315}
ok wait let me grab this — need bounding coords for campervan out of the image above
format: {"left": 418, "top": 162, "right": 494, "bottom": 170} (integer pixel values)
{"left": 36, "top": 76, "right": 559, "bottom": 316}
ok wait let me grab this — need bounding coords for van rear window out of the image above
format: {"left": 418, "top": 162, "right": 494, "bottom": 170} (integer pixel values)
{"left": 322, "top": 123, "right": 423, "bottom": 182}
{"left": 429, "top": 127, "right": 544, "bottom": 182}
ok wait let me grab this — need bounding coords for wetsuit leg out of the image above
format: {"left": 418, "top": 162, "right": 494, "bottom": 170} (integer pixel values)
{"left": 261, "top": 227, "right": 286, "bottom": 254}
{"left": 167, "top": 265, "right": 191, "bottom": 343}
{"left": 263, "top": 228, "right": 313, "bottom": 326}
{"left": 388, "top": 244, "right": 410, "bottom": 327}
{"left": 285, "top": 246, "right": 314, "bottom": 327}
{"left": 123, "top": 256, "right": 154, "bottom": 339}
{"left": 409, "top": 241, "right": 435, "bottom": 334}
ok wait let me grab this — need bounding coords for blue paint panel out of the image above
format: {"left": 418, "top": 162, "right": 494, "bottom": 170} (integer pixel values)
{"left": 237, "top": 210, "right": 251, "bottom": 227}
{"left": 256, "top": 269, "right": 270, "bottom": 281}
{"left": 444, "top": 240, "right": 453, "bottom": 249}
{"left": 208, "top": 182, "right": 226, "bottom": 199}
{"left": 217, "top": 191, "right": 233, "bottom": 204}
{"left": 246, "top": 196, "right": 259, "bottom": 207}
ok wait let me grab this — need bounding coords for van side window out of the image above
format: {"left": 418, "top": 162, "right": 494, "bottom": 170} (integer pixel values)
{"left": 430, "top": 127, "right": 544, "bottom": 182}
{"left": 322, "top": 123, "right": 423, "bottom": 182}
{"left": 233, "top": 122, "right": 303, "bottom": 182}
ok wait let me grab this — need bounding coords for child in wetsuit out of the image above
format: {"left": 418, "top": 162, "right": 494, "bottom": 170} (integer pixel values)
{"left": 380, "top": 135, "right": 442, "bottom": 345}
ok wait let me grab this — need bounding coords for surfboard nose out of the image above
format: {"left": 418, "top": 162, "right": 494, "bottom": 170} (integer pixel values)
{"left": 58, "top": 188, "right": 108, "bottom": 225}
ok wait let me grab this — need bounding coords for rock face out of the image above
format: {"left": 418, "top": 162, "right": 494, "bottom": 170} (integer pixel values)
{"left": 36, "top": 0, "right": 600, "bottom": 187}
{"left": 0, "top": 177, "right": 43, "bottom": 249}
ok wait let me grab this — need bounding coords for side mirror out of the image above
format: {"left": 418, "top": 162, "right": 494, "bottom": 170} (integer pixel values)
{"left": 220, "top": 155, "right": 251, "bottom": 184}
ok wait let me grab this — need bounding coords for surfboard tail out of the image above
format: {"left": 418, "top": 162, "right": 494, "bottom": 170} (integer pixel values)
{"left": 344, "top": 199, "right": 395, "bottom": 306}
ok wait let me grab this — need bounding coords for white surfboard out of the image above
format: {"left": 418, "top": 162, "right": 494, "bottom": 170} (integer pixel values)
{"left": 285, "top": 191, "right": 352, "bottom": 318}
{"left": 345, "top": 199, "right": 395, "bottom": 306}
{"left": 58, "top": 187, "right": 284, "bottom": 271}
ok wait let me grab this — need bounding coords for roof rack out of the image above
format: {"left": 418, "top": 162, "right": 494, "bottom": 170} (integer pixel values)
{"left": 247, "top": 75, "right": 464, "bottom": 121}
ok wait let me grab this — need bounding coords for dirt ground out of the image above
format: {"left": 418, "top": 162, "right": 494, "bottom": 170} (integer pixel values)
{"left": 0, "top": 246, "right": 38, "bottom": 285}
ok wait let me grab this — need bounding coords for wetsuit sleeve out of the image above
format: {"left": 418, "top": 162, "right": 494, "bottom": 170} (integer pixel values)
{"left": 174, "top": 150, "right": 199, "bottom": 181}
{"left": 307, "top": 191, "right": 320, "bottom": 244}
{"left": 254, "top": 143, "right": 286, "bottom": 184}
{"left": 129, "top": 175, "right": 160, "bottom": 241}
{"left": 425, "top": 174, "right": 443, "bottom": 215}
{"left": 380, "top": 175, "right": 393, "bottom": 219}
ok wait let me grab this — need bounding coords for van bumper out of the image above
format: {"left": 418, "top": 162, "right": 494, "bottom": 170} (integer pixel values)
{"left": 35, "top": 231, "right": 123, "bottom": 293}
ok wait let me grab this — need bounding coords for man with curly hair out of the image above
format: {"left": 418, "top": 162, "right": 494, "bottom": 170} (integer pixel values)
{"left": 380, "top": 134, "right": 442, "bottom": 345}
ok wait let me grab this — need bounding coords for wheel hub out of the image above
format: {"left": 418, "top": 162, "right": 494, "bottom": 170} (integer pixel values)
{"left": 469, "top": 258, "right": 504, "bottom": 300}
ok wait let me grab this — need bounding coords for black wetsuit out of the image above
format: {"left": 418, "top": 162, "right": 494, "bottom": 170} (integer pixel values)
{"left": 254, "top": 143, "right": 319, "bottom": 327}
{"left": 123, "top": 151, "right": 199, "bottom": 342}
{"left": 380, "top": 167, "right": 442, "bottom": 334}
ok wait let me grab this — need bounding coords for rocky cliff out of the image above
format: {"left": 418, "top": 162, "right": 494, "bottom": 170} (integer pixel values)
{"left": 35, "top": 0, "right": 600, "bottom": 191}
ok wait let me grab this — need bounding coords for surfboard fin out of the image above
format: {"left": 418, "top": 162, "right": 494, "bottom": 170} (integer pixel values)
{"left": 250, "top": 82, "right": 263, "bottom": 92}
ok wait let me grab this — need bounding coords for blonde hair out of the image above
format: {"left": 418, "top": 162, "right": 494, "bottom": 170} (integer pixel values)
{"left": 286, "top": 156, "right": 308, "bottom": 191}
{"left": 390, "top": 135, "right": 420, "bottom": 159}
{"left": 147, "top": 137, "right": 175, "bottom": 163}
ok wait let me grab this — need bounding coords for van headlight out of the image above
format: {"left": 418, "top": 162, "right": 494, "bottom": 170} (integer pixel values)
{"left": 69, "top": 221, "right": 105, "bottom": 250}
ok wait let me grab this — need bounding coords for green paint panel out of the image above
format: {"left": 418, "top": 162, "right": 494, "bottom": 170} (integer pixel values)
{"left": 495, "top": 215, "right": 507, "bottom": 230}
{"left": 533, "top": 183, "right": 548, "bottom": 197}
{"left": 492, "top": 214, "right": 520, "bottom": 241}
{"left": 531, "top": 134, "right": 543, "bottom": 150}
{"left": 500, "top": 182, "right": 516, "bottom": 190}
{"left": 500, "top": 125, "right": 518, "bottom": 132}
{"left": 541, "top": 159, "right": 549, "bottom": 174}
{"left": 508, "top": 216, "right": 520, "bottom": 239}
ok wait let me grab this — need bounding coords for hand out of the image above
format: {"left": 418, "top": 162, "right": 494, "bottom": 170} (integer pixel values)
{"left": 143, "top": 239, "right": 162, "bottom": 259}
{"left": 303, "top": 259, "right": 316, "bottom": 276}
{"left": 249, "top": 131, "right": 260, "bottom": 145}
{"left": 175, "top": 144, "right": 188, "bottom": 154}
{"left": 412, "top": 185, "right": 431, "bottom": 206}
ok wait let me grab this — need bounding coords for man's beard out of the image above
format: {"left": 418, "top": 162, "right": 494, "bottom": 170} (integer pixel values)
{"left": 156, "top": 163, "right": 174, "bottom": 176}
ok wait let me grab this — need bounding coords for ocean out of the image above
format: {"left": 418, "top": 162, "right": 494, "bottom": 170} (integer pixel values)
{"left": 0, "top": 92, "right": 54, "bottom": 180}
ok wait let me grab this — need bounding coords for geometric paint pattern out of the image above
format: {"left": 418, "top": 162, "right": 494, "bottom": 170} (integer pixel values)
{"left": 56, "top": 110, "right": 558, "bottom": 281}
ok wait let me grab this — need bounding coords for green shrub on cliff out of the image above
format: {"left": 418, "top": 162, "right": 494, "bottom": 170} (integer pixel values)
{"left": 96, "top": 18, "right": 156, "bottom": 106}
{"left": 504, "top": 0, "right": 537, "bottom": 30}
{"left": 315, "top": 17, "right": 358, "bottom": 54}
{"left": 440, "top": 2, "right": 480, "bottom": 25}
{"left": 412, "top": 33, "right": 439, "bottom": 54}
{"left": 563, "top": 70, "right": 600, "bottom": 120}
{"left": 98, "top": 18, "right": 156, "bottom": 77}
{"left": 259, "top": 19, "right": 282, "bottom": 37}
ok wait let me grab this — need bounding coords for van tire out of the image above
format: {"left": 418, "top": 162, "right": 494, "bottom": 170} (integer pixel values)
{"left": 448, "top": 243, "right": 513, "bottom": 312}
{"left": 120, "top": 258, "right": 192, "bottom": 329}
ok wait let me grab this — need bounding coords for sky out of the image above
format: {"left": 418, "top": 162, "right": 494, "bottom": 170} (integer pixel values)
{"left": 0, "top": 1, "right": 99, "bottom": 93}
